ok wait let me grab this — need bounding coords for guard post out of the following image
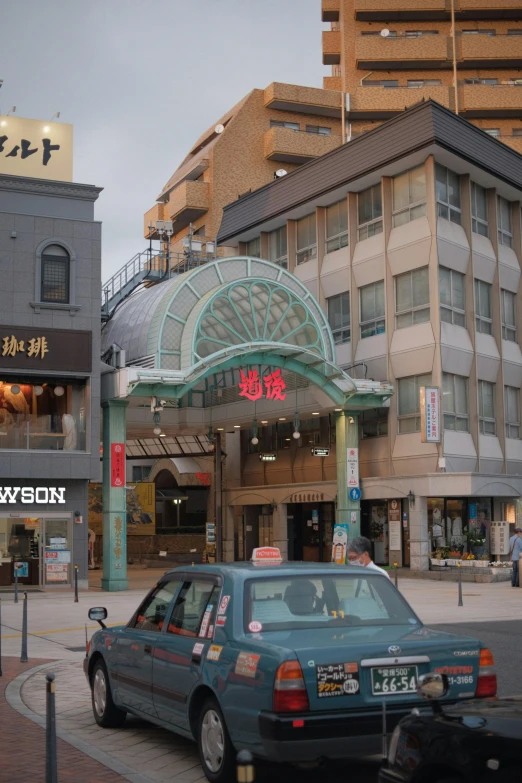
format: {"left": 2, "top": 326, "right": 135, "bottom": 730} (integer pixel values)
{"left": 0, "top": 598, "right": 3, "bottom": 677}
{"left": 236, "top": 750, "right": 255, "bottom": 782}
{"left": 74, "top": 565, "right": 79, "bottom": 603}
{"left": 46, "top": 672, "right": 58, "bottom": 783}
{"left": 14, "top": 565, "right": 19, "bottom": 603}
{"left": 394, "top": 562, "right": 398, "bottom": 589}
{"left": 458, "top": 562, "right": 463, "bottom": 607}
{"left": 20, "top": 591, "right": 28, "bottom": 663}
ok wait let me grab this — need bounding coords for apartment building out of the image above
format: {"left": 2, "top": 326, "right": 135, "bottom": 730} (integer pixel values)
{"left": 217, "top": 100, "right": 522, "bottom": 572}
{"left": 322, "top": 1, "right": 522, "bottom": 153}
{"left": 142, "top": 84, "right": 344, "bottom": 267}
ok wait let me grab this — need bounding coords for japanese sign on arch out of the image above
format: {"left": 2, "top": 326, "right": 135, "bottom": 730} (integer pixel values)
{"left": 238, "top": 368, "right": 286, "bottom": 402}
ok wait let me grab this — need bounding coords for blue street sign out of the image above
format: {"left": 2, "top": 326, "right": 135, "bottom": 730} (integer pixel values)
{"left": 14, "top": 561, "right": 29, "bottom": 578}
{"left": 349, "top": 488, "right": 361, "bottom": 501}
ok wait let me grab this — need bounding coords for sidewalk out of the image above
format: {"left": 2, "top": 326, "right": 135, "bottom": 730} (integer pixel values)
{"left": 0, "top": 657, "right": 127, "bottom": 783}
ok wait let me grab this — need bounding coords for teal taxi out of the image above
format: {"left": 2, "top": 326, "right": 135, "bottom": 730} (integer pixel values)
{"left": 84, "top": 548, "right": 495, "bottom": 783}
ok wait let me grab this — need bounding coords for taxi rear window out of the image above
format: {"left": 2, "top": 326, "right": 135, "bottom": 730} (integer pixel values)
{"left": 244, "top": 574, "right": 419, "bottom": 632}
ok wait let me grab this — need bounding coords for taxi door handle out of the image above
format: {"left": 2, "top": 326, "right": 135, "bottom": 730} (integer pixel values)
{"left": 144, "top": 645, "right": 152, "bottom": 655}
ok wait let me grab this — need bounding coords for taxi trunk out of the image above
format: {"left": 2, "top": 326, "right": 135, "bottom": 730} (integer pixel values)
{"left": 280, "top": 627, "right": 482, "bottom": 712}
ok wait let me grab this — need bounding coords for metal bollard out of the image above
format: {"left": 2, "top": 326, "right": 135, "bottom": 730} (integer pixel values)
{"left": 20, "top": 591, "right": 28, "bottom": 663}
{"left": 236, "top": 750, "right": 255, "bottom": 783}
{"left": 74, "top": 565, "right": 79, "bottom": 603}
{"left": 0, "top": 597, "right": 3, "bottom": 677}
{"left": 14, "top": 567, "right": 18, "bottom": 603}
{"left": 46, "top": 672, "right": 58, "bottom": 783}
{"left": 458, "top": 562, "right": 463, "bottom": 607}
{"left": 394, "top": 562, "right": 399, "bottom": 589}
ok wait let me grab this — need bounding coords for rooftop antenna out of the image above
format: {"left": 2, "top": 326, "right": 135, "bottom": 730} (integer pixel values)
{"left": 50, "top": 111, "right": 61, "bottom": 122}
{"left": 7, "top": 105, "right": 16, "bottom": 115}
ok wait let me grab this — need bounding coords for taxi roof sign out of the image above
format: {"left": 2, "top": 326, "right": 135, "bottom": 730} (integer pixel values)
{"left": 251, "top": 546, "right": 283, "bottom": 565}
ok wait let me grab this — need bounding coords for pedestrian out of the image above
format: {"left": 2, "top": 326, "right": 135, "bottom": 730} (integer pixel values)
{"left": 510, "top": 528, "right": 522, "bottom": 587}
{"left": 346, "top": 536, "right": 390, "bottom": 579}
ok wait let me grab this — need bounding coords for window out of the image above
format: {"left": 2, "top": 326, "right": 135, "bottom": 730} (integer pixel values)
{"left": 132, "top": 465, "right": 151, "bottom": 482}
{"left": 268, "top": 226, "right": 287, "bottom": 268}
{"left": 297, "top": 417, "right": 321, "bottom": 447}
{"left": 245, "top": 574, "right": 417, "bottom": 631}
{"left": 475, "top": 279, "right": 492, "bottom": 334}
{"left": 277, "top": 421, "right": 294, "bottom": 450}
{"left": 462, "top": 29, "right": 495, "bottom": 35}
{"left": 362, "top": 30, "right": 396, "bottom": 37}
{"left": 479, "top": 381, "right": 496, "bottom": 435}
{"left": 327, "top": 292, "right": 350, "bottom": 344}
{"left": 361, "top": 408, "right": 388, "bottom": 439}
{"left": 440, "top": 267, "right": 465, "bottom": 327}
{"left": 508, "top": 29, "right": 522, "bottom": 36}
{"left": 398, "top": 373, "right": 431, "bottom": 434}
{"left": 442, "top": 373, "right": 469, "bottom": 432}
{"left": 326, "top": 200, "right": 348, "bottom": 252}
{"left": 392, "top": 166, "right": 426, "bottom": 227}
{"left": 505, "top": 386, "right": 520, "bottom": 439}
{"left": 513, "top": 128, "right": 522, "bottom": 137}
{"left": 306, "top": 125, "right": 331, "bottom": 136}
{"left": 246, "top": 237, "right": 260, "bottom": 258}
{"left": 131, "top": 580, "right": 180, "bottom": 632}
{"left": 465, "top": 78, "right": 498, "bottom": 86}
{"left": 167, "top": 578, "right": 219, "bottom": 637}
{"left": 497, "top": 197, "right": 513, "bottom": 248}
{"left": 395, "top": 267, "right": 429, "bottom": 329}
{"left": 407, "top": 79, "right": 442, "bottom": 88}
{"left": 0, "top": 378, "right": 87, "bottom": 451}
{"left": 363, "top": 80, "right": 399, "bottom": 88}
{"left": 270, "top": 120, "right": 299, "bottom": 131}
{"left": 485, "top": 129, "right": 500, "bottom": 137}
{"left": 296, "top": 214, "right": 317, "bottom": 264}
{"left": 435, "top": 164, "right": 461, "bottom": 224}
{"left": 471, "top": 182, "right": 488, "bottom": 237}
{"left": 41, "top": 245, "right": 70, "bottom": 304}
{"left": 406, "top": 30, "right": 439, "bottom": 37}
{"left": 358, "top": 184, "right": 383, "bottom": 241}
{"left": 360, "top": 281, "right": 385, "bottom": 338}
{"left": 501, "top": 289, "right": 517, "bottom": 342}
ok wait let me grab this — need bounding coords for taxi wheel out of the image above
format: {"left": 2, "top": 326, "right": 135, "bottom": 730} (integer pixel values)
{"left": 197, "top": 697, "right": 235, "bottom": 783}
{"left": 91, "top": 660, "right": 126, "bottom": 728}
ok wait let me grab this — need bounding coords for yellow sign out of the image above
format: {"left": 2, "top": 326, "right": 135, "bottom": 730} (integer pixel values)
{"left": 88, "top": 483, "right": 156, "bottom": 535}
{"left": 2, "top": 334, "right": 48, "bottom": 359}
{"left": 0, "top": 115, "right": 73, "bottom": 181}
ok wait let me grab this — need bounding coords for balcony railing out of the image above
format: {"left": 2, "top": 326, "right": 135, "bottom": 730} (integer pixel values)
{"left": 460, "top": 34, "right": 522, "bottom": 67}
{"left": 356, "top": 34, "right": 450, "bottom": 69}
{"left": 461, "top": 83, "right": 522, "bottom": 118}
{"left": 347, "top": 85, "right": 452, "bottom": 119}
{"left": 321, "top": 0, "right": 339, "bottom": 23}
{"left": 264, "top": 126, "right": 341, "bottom": 164}
{"left": 168, "top": 180, "right": 209, "bottom": 232}
{"left": 322, "top": 30, "right": 341, "bottom": 65}
{"left": 264, "top": 82, "right": 342, "bottom": 116}
{"left": 354, "top": 1, "right": 448, "bottom": 21}
{"left": 458, "top": 0, "right": 522, "bottom": 17}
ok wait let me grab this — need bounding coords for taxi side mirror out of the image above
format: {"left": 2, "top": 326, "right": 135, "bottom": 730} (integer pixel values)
{"left": 417, "top": 672, "right": 449, "bottom": 713}
{"left": 89, "top": 607, "right": 108, "bottom": 629}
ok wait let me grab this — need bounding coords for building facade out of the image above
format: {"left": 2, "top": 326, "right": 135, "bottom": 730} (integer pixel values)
{"left": 0, "top": 173, "right": 102, "bottom": 589}
{"left": 322, "top": 0, "right": 522, "bottom": 152}
{"left": 218, "top": 100, "right": 522, "bottom": 572}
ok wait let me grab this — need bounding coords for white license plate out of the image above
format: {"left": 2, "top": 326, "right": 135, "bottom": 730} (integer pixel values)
{"left": 371, "top": 665, "right": 418, "bottom": 696}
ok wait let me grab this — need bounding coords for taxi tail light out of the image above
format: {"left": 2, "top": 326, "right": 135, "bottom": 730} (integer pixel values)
{"left": 476, "top": 648, "right": 497, "bottom": 698}
{"left": 274, "top": 661, "right": 309, "bottom": 713}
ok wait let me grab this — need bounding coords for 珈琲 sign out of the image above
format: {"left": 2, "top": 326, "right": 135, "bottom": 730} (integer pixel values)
{"left": 0, "top": 115, "right": 73, "bottom": 181}
{"left": 0, "top": 326, "right": 91, "bottom": 372}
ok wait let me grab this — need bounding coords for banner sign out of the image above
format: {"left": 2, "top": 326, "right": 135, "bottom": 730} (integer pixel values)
{"left": 491, "top": 521, "right": 510, "bottom": 556}
{"left": 88, "top": 482, "right": 156, "bottom": 535}
{"left": 0, "top": 115, "right": 73, "bottom": 181}
{"left": 388, "top": 500, "right": 402, "bottom": 551}
{"left": 420, "top": 386, "right": 441, "bottom": 443}
{"left": 331, "top": 523, "right": 349, "bottom": 564}
{"left": 110, "top": 443, "right": 125, "bottom": 487}
{"left": 347, "top": 448, "right": 359, "bottom": 489}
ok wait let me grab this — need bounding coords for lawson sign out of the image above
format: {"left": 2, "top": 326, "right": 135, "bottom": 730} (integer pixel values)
{"left": 0, "top": 487, "right": 66, "bottom": 504}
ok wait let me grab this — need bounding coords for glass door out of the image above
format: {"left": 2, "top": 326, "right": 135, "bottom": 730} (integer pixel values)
{"left": 40, "top": 518, "right": 72, "bottom": 586}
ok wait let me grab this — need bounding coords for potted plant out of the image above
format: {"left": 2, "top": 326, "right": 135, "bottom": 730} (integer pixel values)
{"left": 447, "top": 550, "right": 461, "bottom": 564}
{"left": 430, "top": 547, "right": 449, "bottom": 567}
{"left": 461, "top": 552, "right": 475, "bottom": 566}
{"left": 465, "top": 526, "right": 487, "bottom": 557}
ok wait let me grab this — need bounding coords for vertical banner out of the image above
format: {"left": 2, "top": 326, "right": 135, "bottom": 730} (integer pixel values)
{"left": 388, "top": 500, "right": 402, "bottom": 552}
{"left": 420, "top": 387, "right": 441, "bottom": 443}
{"left": 331, "top": 523, "right": 349, "bottom": 564}
{"left": 111, "top": 443, "right": 125, "bottom": 487}
{"left": 346, "top": 447, "right": 359, "bottom": 489}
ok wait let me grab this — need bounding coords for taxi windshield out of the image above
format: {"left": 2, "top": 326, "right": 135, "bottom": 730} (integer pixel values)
{"left": 244, "top": 573, "right": 419, "bottom": 631}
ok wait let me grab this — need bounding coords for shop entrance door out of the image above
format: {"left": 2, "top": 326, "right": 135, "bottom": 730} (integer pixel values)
{"left": 39, "top": 518, "right": 72, "bottom": 587}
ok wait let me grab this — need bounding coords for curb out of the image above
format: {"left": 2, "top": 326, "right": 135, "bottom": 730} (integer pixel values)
{"left": 5, "top": 661, "right": 156, "bottom": 783}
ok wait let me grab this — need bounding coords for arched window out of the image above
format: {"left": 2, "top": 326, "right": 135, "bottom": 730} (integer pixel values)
{"left": 41, "top": 244, "right": 70, "bottom": 304}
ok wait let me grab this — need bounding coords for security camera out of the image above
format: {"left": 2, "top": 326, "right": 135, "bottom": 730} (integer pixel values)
{"left": 160, "top": 400, "right": 167, "bottom": 407}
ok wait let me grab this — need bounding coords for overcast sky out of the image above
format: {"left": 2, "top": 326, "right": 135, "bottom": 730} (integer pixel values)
{"left": 0, "top": 0, "right": 324, "bottom": 279}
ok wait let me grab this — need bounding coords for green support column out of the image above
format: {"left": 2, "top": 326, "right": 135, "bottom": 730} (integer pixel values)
{"left": 336, "top": 411, "right": 360, "bottom": 540}
{"left": 101, "top": 399, "right": 129, "bottom": 592}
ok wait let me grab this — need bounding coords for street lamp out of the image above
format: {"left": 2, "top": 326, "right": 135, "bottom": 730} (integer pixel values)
{"left": 172, "top": 497, "right": 182, "bottom": 527}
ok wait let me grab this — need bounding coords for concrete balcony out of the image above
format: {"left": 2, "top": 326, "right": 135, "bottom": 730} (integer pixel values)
{"left": 347, "top": 85, "right": 452, "bottom": 120}
{"left": 322, "top": 30, "right": 341, "bottom": 65}
{"left": 356, "top": 34, "right": 450, "bottom": 70}
{"left": 458, "top": 0, "right": 522, "bottom": 19}
{"left": 354, "top": 1, "right": 448, "bottom": 22}
{"left": 168, "top": 180, "right": 209, "bottom": 233}
{"left": 264, "top": 82, "right": 343, "bottom": 118}
{"left": 323, "top": 76, "right": 342, "bottom": 92}
{"left": 321, "top": 0, "right": 339, "bottom": 22}
{"left": 264, "top": 126, "right": 341, "bottom": 164}
{"left": 144, "top": 203, "right": 164, "bottom": 239}
{"left": 460, "top": 35, "right": 522, "bottom": 68}
{"left": 461, "top": 85, "right": 522, "bottom": 118}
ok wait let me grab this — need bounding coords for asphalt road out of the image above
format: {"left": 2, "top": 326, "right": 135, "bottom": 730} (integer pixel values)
{"left": 428, "top": 619, "right": 522, "bottom": 698}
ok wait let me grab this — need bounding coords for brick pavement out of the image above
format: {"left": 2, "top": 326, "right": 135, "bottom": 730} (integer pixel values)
{"left": 0, "top": 657, "right": 127, "bottom": 783}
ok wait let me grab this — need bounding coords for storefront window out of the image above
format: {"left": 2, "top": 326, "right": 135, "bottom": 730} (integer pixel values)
{"left": 370, "top": 501, "right": 388, "bottom": 565}
{"left": 0, "top": 378, "right": 87, "bottom": 450}
{"left": 429, "top": 498, "right": 492, "bottom": 558}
